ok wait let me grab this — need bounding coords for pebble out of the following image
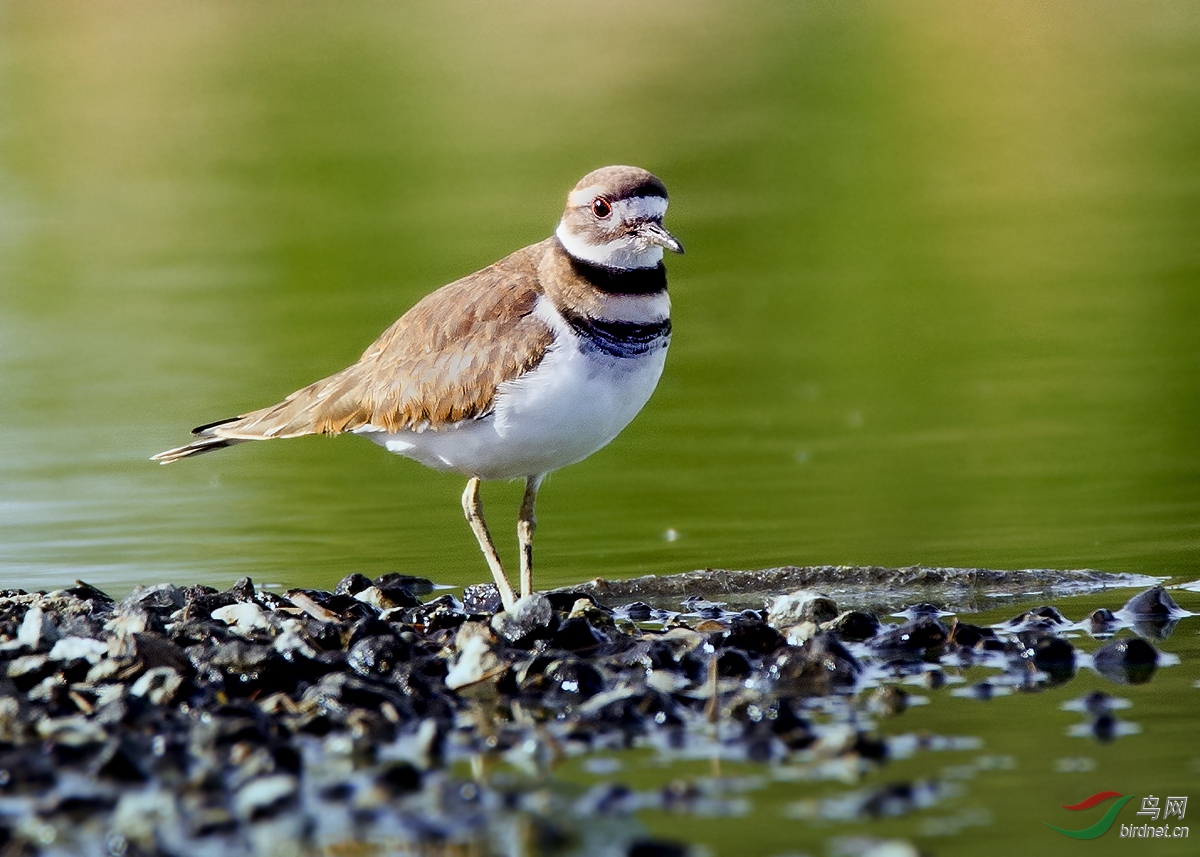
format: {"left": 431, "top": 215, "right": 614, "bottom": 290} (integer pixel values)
{"left": 766, "top": 590, "right": 840, "bottom": 628}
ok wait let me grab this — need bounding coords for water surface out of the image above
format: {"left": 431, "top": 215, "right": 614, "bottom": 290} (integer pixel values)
{"left": 1, "top": 3, "right": 1198, "bottom": 853}
{"left": 2, "top": 2, "right": 1198, "bottom": 596}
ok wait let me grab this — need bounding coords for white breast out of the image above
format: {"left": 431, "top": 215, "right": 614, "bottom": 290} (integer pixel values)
{"left": 356, "top": 295, "right": 670, "bottom": 480}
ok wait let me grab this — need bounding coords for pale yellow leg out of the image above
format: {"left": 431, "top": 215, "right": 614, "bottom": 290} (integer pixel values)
{"left": 517, "top": 474, "right": 544, "bottom": 599}
{"left": 462, "top": 477, "right": 516, "bottom": 610}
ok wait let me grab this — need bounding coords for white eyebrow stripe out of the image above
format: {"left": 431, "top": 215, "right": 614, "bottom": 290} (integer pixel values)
{"left": 568, "top": 185, "right": 605, "bottom": 208}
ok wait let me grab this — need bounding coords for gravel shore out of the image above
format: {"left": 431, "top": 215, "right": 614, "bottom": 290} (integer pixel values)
{"left": 0, "top": 571, "right": 1186, "bottom": 856}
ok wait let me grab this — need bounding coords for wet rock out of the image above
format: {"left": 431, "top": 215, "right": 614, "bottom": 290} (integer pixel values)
{"left": 720, "top": 616, "right": 785, "bottom": 655}
{"left": 463, "top": 583, "right": 503, "bottom": 615}
{"left": 176, "top": 586, "right": 238, "bottom": 623}
{"left": 17, "top": 606, "right": 59, "bottom": 651}
{"left": 715, "top": 648, "right": 753, "bottom": 679}
{"left": 411, "top": 594, "right": 469, "bottom": 633}
{"left": 1005, "top": 605, "right": 1069, "bottom": 630}
{"left": 46, "top": 636, "right": 107, "bottom": 664}
{"left": 654, "top": 627, "right": 705, "bottom": 661}
{"left": 91, "top": 737, "right": 149, "bottom": 783}
{"left": 375, "top": 572, "right": 436, "bottom": 596}
{"left": 895, "top": 603, "right": 949, "bottom": 621}
{"left": 766, "top": 590, "right": 840, "bottom": 629}
{"left": 121, "top": 583, "right": 188, "bottom": 615}
{"left": 1120, "top": 585, "right": 1180, "bottom": 618}
{"left": 334, "top": 573, "right": 373, "bottom": 597}
{"left": 37, "top": 715, "right": 108, "bottom": 747}
{"left": 233, "top": 774, "right": 298, "bottom": 822}
{"left": 772, "top": 632, "right": 861, "bottom": 696}
{"left": 1093, "top": 636, "right": 1158, "bottom": 684}
{"left": 323, "top": 595, "right": 381, "bottom": 621}
{"left": 568, "top": 597, "right": 615, "bottom": 630}
{"left": 212, "top": 601, "right": 273, "bottom": 632}
{"left": 59, "top": 580, "right": 115, "bottom": 606}
{"left": 682, "top": 595, "right": 725, "bottom": 619}
{"left": 948, "top": 621, "right": 998, "bottom": 649}
{"left": 347, "top": 634, "right": 409, "bottom": 678}
{"left": 779, "top": 620, "right": 819, "bottom": 646}
{"left": 373, "top": 760, "right": 424, "bottom": 798}
{"left": 1088, "top": 607, "right": 1119, "bottom": 634}
{"left": 1119, "top": 586, "right": 1182, "bottom": 637}
{"left": 373, "top": 583, "right": 422, "bottom": 610}
{"left": 7, "top": 655, "right": 55, "bottom": 691}
{"left": 229, "top": 576, "right": 257, "bottom": 602}
{"left": 545, "top": 590, "right": 599, "bottom": 612}
{"left": 541, "top": 657, "right": 605, "bottom": 700}
{"left": 491, "top": 592, "right": 556, "bottom": 646}
{"left": 197, "top": 640, "right": 276, "bottom": 681}
{"left": 0, "top": 749, "right": 56, "bottom": 794}
{"left": 823, "top": 610, "right": 881, "bottom": 642}
{"left": 104, "top": 606, "right": 155, "bottom": 637}
{"left": 445, "top": 623, "right": 509, "bottom": 691}
{"left": 870, "top": 616, "right": 949, "bottom": 660}
{"left": 285, "top": 590, "right": 343, "bottom": 623}
{"left": 130, "top": 667, "right": 185, "bottom": 706}
{"left": 130, "top": 631, "right": 192, "bottom": 672}
{"left": 621, "top": 601, "right": 655, "bottom": 622}
{"left": 1017, "top": 633, "right": 1076, "bottom": 683}
{"left": 552, "top": 616, "right": 607, "bottom": 651}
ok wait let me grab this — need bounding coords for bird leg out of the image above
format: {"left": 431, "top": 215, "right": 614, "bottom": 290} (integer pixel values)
{"left": 461, "top": 477, "right": 516, "bottom": 610}
{"left": 517, "top": 474, "right": 544, "bottom": 599}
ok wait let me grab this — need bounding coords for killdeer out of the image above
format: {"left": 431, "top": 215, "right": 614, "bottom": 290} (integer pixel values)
{"left": 154, "top": 165, "right": 683, "bottom": 611}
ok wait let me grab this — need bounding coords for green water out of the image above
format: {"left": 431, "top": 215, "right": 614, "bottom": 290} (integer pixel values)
{"left": 2, "top": 2, "right": 1199, "bottom": 853}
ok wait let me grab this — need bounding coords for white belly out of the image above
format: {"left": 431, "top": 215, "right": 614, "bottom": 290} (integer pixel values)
{"left": 355, "top": 304, "right": 669, "bottom": 480}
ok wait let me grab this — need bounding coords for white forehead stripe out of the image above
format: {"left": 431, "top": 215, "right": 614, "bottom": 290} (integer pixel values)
{"left": 613, "top": 196, "right": 668, "bottom": 222}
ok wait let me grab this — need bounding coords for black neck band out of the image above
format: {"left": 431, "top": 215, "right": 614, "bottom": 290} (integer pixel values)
{"left": 569, "top": 256, "right": 668, "bottom": 296}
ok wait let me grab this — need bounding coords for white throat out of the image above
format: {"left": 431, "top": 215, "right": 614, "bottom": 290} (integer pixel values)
{"left": 555, "top": 221, "right": 665, "bottom": 270}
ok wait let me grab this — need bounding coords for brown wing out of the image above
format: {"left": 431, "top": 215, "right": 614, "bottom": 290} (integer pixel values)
{"left": 186, "top": 243, "right": 553, "bottom": 445}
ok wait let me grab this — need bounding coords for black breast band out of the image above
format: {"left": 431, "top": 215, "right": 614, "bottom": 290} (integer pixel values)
{"left": 559, "top": 307, "right": 672, "bottom": 359}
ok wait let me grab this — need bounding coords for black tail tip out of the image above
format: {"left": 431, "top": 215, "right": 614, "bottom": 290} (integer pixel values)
{"left": 192, "top": 416, "right": 240, "bottom": 436}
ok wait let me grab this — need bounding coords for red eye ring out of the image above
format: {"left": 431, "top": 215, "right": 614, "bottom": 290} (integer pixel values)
{"left": 590, "top": 197, "right": 612, "bottom": 218}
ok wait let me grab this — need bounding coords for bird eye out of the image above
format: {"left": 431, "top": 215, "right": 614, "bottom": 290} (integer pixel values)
{"left": 590, "top": 197, "right": 612, "bottom": 218}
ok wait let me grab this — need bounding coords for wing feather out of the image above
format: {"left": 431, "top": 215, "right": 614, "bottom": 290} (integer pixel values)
{"left": 181, "top": 242, "right": 554, "bottom": 448}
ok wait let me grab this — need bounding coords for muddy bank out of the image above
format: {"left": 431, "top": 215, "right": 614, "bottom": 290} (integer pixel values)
{"left": 565, "top": 565, "right": 1166, "bottom": 613}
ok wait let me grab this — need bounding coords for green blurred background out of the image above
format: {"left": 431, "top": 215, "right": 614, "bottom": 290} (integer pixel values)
{"left": 3, "top": 4, "right": 1200, "bottom": 856}
{"left": 2, "top": 1, "right": 1198, "bottom": 594}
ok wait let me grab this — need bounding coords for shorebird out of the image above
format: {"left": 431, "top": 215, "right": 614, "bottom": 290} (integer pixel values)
{"left": 154, "top": 165, "right": 683, "bottom": 610}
